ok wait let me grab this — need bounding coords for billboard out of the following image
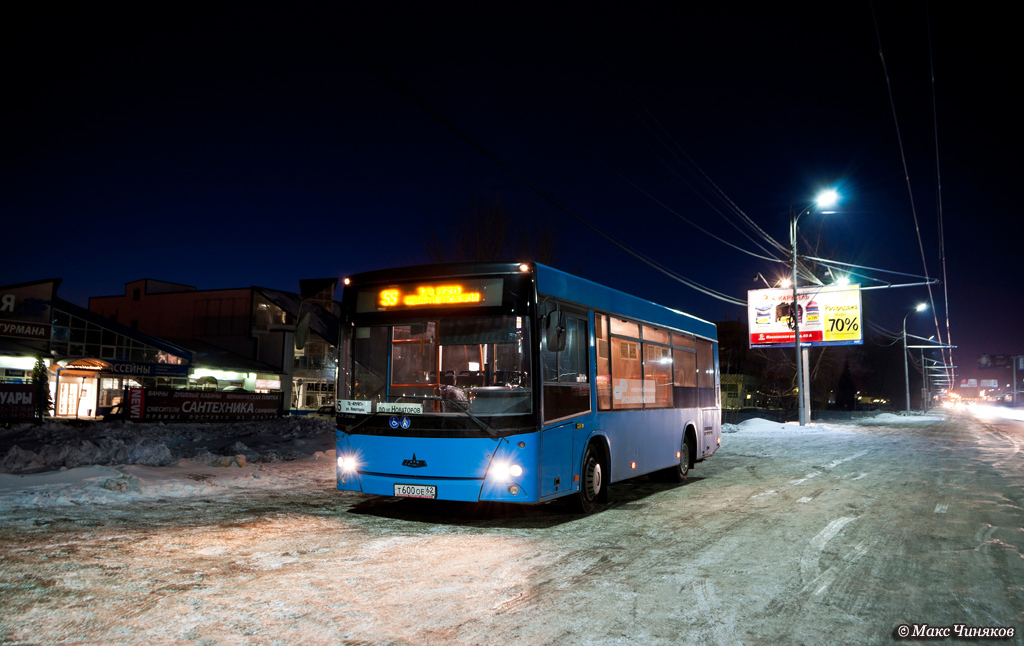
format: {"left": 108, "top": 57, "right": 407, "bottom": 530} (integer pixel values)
{"left": 978, "top": 355, "right": 1012, "bottom": 369}
{"left": 748, "top": 285, "right": 862, "bottom": 348}
{"left": 960, "top": 379, "right": 978, "bottom": 388}
{"left": 127, "top": 388, "right": 282, "bottom": 421}
{"left": 979, "top": 379, "right": 999, "bottom": 388}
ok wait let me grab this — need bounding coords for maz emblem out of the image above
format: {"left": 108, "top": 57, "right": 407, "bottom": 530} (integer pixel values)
{"left": 402, "top": 453, "right": 427, "bottom": 468}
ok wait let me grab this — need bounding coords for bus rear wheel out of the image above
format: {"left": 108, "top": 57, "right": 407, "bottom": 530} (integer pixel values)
{"left": 661, "top": 438, "right": 691, "bottom": 483}
{"left": 574, "top": 444, "right": 603, "bottom": 514}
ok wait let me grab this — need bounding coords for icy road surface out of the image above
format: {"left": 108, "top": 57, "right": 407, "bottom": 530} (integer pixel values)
{"left": 2, "top": 411, "right": 1022, "bottom": 645}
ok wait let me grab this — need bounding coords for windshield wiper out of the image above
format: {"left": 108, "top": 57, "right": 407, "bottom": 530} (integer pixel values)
{"left": 395, "top": 395, "right": 500, "bottom": 438}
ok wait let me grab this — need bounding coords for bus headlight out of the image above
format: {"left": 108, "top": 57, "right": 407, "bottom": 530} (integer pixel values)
{"left": 490, "top": 462, "right": 523, "bottom": 481}
{"left": 337, "top": 456, "right": 357, "bottom": 472}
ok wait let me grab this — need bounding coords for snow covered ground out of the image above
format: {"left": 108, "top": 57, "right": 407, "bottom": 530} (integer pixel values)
{"left": 3, "top": 409, "right": 1023, "bottom": 646}
{"left": 0, "top": 412, "right": 945, "bottom": 511}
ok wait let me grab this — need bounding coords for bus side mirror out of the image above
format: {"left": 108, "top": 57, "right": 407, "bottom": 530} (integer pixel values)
{"left": 546, "top": 310, "right": 566, "bottom": 352}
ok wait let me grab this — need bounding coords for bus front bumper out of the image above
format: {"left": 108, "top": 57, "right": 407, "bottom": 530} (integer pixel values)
{"left": 337, "top": 470, "right": 538, "bottom": 503}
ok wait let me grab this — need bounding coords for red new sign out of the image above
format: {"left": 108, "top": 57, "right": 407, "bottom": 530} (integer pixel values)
{"left": 750, "top": 330, "right": 824, "bottom": 345}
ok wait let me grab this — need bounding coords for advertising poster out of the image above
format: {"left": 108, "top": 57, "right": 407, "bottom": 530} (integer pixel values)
{"left": 128, "top": 388, "right": 282, "bottom": 421}
{"left": 748, "top": 285, "right": 863, "bottom": 348}
{"left": 0, "top": 384, "right": 37, "bottom": 422}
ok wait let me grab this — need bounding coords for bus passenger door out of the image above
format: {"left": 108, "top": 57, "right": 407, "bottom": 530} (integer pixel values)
{"left": 540, "top": 422, "right": 573, "bottom": 498}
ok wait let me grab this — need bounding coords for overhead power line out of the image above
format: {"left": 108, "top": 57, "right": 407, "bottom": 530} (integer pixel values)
{"left": 870, "top": 3, "right": 948, "bottom": 364}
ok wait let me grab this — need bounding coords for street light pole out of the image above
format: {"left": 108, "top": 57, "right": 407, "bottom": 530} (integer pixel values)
{"left": 791, "top": 211, "right": 805, "bottom": 426}
{"left": 904, "top": 303, "right": 928, "bottom": 415}
{"left": 789, "top": 189, "right": 838, "bottom": 426}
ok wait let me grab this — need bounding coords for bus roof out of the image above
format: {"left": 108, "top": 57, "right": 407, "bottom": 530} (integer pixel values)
{"left": 536, "top": 263, "right": 717, "bottom": 341}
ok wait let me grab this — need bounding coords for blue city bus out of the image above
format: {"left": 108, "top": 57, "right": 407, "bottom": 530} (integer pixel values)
{"left": 334, "top": 262, "right": 720, "bottom": 512}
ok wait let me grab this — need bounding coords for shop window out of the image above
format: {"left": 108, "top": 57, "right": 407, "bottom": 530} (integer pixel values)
{"left": 70, "top": 328, "right": 85, "bottom": 343}
{"left": 52, "top": 310, "right": 70, "bottom": 327}
{"left": 85, "top": 344, "right": 100, "bottom": 357}
{"left": 100, "top": 346, "right": 116, "bottom": 360}
{"left": 51, "top": 327, "right": 69, "bottom": 342}
{"left": 101, "top": 329, "right": 116, "bottom": 345}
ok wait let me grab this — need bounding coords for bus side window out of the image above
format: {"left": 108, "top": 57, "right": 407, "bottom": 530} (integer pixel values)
{"left": 696, "top": 339, "right": 716, "bottom": 408}
{"left": 596, "top": 314, "right": 611, "bottom": 410}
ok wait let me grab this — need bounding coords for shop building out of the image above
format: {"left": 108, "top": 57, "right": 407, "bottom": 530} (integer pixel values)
{"left": 1, "top": 279, "right": 194, "bottom": 418}
{"left": 89, "top": 278, "right": 340, "bottom": 411}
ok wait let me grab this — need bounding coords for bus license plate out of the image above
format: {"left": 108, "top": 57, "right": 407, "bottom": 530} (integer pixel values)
{"left": 394, "top": 484, "right": 436, "bottom": 499}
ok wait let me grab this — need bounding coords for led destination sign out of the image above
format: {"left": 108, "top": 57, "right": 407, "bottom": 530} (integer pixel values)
{"left": 381, "top": 285, "right": 481, "bottom": 307}
{"left": 355, "top": 278, "right": 503, "bottom": 313}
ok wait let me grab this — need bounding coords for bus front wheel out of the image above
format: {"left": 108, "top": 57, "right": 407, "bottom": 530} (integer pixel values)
{"left": 574, "top": 444, "right": 603, "bottom": 514}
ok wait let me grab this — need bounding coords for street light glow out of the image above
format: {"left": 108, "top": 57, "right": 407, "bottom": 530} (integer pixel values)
{"left": 916, "top": 303, "right": 928, "bottom": 312}
{"left": 815, "top": 189, "right": 839, "bottom": 208}
{"left": 836, "top": 276, "right": 850, "bottom": 286}
{"left": 780, "top": 277, "right": 792, "bottom": 288}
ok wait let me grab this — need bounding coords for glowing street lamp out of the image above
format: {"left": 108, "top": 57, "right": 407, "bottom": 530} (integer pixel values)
{"left": 791, "top": 189, "right": 840, "bottom": 426}
{"left": 904, "top": 303, "right": 928, "bottom": 415}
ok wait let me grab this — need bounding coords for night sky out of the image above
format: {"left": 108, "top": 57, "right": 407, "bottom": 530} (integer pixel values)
{"left": 3, "top": 3, "right": 1020, "bottom": 391}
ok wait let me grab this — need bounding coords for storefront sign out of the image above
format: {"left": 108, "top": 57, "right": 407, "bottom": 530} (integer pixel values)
{"left": 748, "top": 285, "right": 863, "bottom": 348}
{"left": 0, "top": 319, "right": 51, "bottom": 340}
{"left": 255, "top": 378, "right": 281, "bottom": 389}
{"left": 128, "top": 388, "right": 282, "bottom": 421}
{"left": 0, "top": 383, "right": 37, "bottom": 422}
{"left": 107, "top": 361, "right": 190, "bottom": 377}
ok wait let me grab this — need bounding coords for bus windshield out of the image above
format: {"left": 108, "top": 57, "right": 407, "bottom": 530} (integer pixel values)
{"left": 349, "top": 315, "right": 532, "bottom": 416}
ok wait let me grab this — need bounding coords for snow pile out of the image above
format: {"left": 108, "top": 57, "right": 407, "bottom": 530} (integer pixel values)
{"left": 0, "top": 450, "right": 337, "bottom": 509}
{"left": 0, "top": 416, "right": 335, "bottom": 475}
{"left": 845, "top": 412, "right": 945, "bottom": 424}
{"left": 723, "top": 418, "right": 799, "bottom": 434}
